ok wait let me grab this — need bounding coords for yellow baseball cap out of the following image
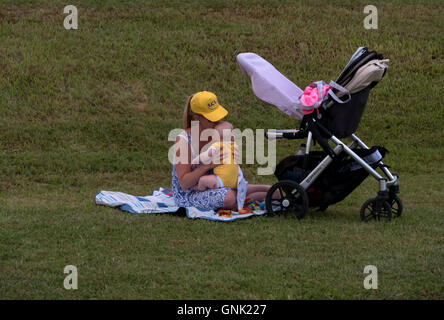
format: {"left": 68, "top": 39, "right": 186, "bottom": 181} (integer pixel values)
{"left": 190, "top": 91, "right": 228, "bottom": 122}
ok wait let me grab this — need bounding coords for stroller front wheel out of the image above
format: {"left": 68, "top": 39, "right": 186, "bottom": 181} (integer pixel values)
{"left": 265, "top": 180, "right": 309, "bottom": 220}
{"left": 388, "top": 195, "right": 403, "bottom": 218}
{"left": 360, "top": 198, "right": 392, "bottom": 222}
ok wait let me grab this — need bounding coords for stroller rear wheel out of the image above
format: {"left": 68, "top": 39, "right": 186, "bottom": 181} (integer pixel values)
{"left": 265, "top": 180, "right": 309, "bottom": 220}
{"left": 360, "top": 198, "right": 392, "bottom": 222}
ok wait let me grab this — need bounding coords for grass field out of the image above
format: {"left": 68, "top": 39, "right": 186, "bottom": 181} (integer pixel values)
{"left": 0, "top": 0, "right": 443, "bottom": 299}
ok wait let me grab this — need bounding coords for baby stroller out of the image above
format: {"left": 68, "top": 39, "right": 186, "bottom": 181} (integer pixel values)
{"left": 237, "top": 47, "right": 402, "bottom": 222}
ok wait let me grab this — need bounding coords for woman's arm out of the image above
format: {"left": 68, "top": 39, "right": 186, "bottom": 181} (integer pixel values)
{"left": 176, "top": 163, "right": 213, "bottom": 190}
{"left": 174, "top": 136, "right": 220, "bottom": 190}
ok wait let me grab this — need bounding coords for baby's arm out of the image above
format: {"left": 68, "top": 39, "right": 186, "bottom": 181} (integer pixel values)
{"left": 193, "top": 175, "right": 219, "bottom": 191}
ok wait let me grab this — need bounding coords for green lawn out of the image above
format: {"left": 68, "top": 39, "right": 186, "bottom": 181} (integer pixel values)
{"left": 0, "top": 0, "right": 443, "bottom": 299}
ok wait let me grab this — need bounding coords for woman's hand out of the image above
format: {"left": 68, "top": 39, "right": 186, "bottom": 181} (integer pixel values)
{"left": 201, "top": 145, "right": 230, "bottom": 170}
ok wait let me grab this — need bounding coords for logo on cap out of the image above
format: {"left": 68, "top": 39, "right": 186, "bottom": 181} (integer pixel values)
{"left": 207, "top": 100, "right": 217, "bottom": 110}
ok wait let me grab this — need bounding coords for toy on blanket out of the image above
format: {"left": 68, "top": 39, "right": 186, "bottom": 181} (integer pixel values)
{"left": 244, "top": 198, "right": 265, "bottom": 211}
{"left": 238, "top": 207, "right": 253, "bottom": 214}
{"left": 234, "top": 198, "right": 266, "bottom": 215}
{"left": 218, "top": 209, "right": 232, "bottom": 217}
{"left": 218, "top": 207, "right": 254, "bottom": 216}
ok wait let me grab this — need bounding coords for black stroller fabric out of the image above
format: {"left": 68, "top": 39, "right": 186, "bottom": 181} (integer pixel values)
{"left": 318, "top": 86, "right": 371, "bottom": 138}
{"left": 318, "top": 47, "right": 385, "bottom": 139}
{"left": 274, "top": 146, "right": 387, "bottom": 209}
{"left": 317, "top": 48, "right": 385, "bottom": 138}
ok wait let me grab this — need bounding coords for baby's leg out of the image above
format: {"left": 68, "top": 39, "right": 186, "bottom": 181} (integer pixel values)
{"left": 193, "top": 175, "right": 219, "bottom": 191}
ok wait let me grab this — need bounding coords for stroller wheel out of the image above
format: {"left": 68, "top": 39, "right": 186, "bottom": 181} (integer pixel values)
{"left": 388, "top": 196, "right": 403, "bottom": 218}
{"left": 360, "top": 198, "right": 392, "bottom": 222}
{"left": 265, "top": 180, "right": 309, "bottom": 220}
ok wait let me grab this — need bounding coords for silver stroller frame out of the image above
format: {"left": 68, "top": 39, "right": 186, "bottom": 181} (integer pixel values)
{"left": 265, "top": 118, "right": 402, "bottom": 221}
{"left": 267, "top": 130, "right": 398, "bottom": 191}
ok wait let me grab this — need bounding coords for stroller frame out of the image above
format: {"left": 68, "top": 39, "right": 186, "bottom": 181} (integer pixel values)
{"left": 265, "top": 113, "right": 401, "bottom": 221}
{"left": 268, "top": 129, "right": 398, "bottom": 191}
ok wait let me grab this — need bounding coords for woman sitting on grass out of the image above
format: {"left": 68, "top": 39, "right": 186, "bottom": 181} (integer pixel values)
{"left": 172, "top": 91, "right": 273, "bottom": 211}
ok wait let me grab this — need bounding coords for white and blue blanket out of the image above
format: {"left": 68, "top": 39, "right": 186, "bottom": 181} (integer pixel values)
{"left": 94, "top": 188, "right": 266, "bottom": 222}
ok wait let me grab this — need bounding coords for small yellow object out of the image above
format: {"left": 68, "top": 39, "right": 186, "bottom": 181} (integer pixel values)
{"left": 238, "top": 207, "right": 253, "bottom": 214}
{"left": 218, "top": 209, "right": 232, "bottom": 217}
{"left": 211, "top": 141, "right": 238, "bottom": 189}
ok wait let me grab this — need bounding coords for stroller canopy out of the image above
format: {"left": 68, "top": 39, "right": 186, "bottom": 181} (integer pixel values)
{"left": 237, "top": 47, "right": 388, "bottom": 119}
{"left": 237, "top": 52, "right": 304, "bottom": 119}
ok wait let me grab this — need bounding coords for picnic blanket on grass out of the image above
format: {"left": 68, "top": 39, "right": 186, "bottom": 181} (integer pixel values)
{"left": 94, "top": 188, "right": 266, "bottom": 222}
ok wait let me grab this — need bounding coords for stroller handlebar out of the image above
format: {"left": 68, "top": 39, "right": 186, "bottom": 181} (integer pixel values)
{"left": 266, "top": 117, "right": 337, "bottom": 159}
{"left": 266, "top": 129, "right": 307, "bottom": 140}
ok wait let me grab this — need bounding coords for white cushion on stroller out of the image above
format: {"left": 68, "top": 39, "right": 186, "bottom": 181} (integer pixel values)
{"left": 237, "top": 53, "right": 304, "bottom": 119}
{"left": 337, "top": 59, "right": 389, "bottom": 97}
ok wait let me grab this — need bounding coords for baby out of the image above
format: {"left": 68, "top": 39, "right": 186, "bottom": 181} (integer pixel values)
{"left": 193, "top": 122, "right": 239, "bottom": 191}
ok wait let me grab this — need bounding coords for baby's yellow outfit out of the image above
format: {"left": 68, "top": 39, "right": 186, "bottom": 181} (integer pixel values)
{"left": 210, "top": 141, "right": 238, "bottom": 189}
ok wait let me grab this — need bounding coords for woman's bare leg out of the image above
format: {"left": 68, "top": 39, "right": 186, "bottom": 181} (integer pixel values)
{"left": 246, "top": 184, "right": 280, "bottom": 201}
{"left": 220, "top": 184, "right": 281, "bottom": 210}
{"left": 246, "top": 191, "right": 268, "bottom": 202}
{"left": 246, "top": 184, "right": 270, "bottom": 194}
{"left": 222, "top": 189, "right": 237, "bottom": 210}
